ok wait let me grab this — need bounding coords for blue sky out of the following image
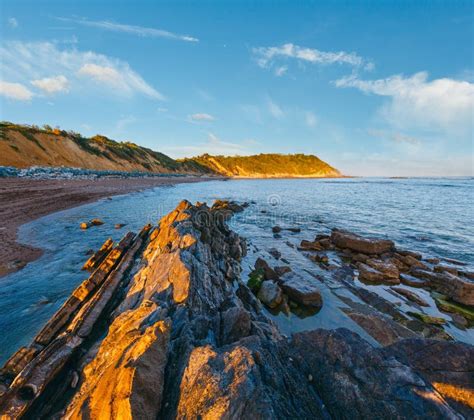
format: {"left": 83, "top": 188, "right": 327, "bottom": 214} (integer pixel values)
{"left": 1, "top": 0, "right": 473, "bottom": 176}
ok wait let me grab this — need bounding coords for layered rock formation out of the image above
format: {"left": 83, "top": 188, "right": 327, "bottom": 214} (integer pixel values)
{"left": 1, "top": 201, "right": 472, "bottom": 418}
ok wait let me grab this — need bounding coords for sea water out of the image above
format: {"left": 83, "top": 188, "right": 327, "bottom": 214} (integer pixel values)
{"left": 0, "top": 177, "right": 473, "bottom": 363}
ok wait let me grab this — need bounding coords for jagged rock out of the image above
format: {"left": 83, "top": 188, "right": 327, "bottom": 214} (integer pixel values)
{"left": 66, "top": 304, "right": 171, "bottom": 419}
{"left": 331, "top": 229, "right": 394, "bottom": 254}
{"left": 82, "top": 238, "right": 113, "bottom": 271}
{"left": 394, "top": 253, "right": 428, "bottom": 270}
{"left": 221, "top": 307, "right": 251, "bottom": 345}
{"left": 1, "top": 200, "right": 472, "bottom": 419}
{"left": 211, "top": 199, "right": 246, "bottom": 213}
{"left": 392, "top": 286, "right": 429, "bottom": 306}
{"left": 279, "top": 272, "right": 322, "bottom": 308}
{"left": 257, "top": 281, "right": 283, "bottom": 309}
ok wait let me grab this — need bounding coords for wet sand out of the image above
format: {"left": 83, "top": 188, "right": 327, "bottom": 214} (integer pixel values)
{"left": 0, "top": 176, "right": 216, "bottom": 277}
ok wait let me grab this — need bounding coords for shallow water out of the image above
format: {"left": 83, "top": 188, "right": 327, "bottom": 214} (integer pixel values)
{"left": 1, "top": 177, "right": 473, "bottom": 363}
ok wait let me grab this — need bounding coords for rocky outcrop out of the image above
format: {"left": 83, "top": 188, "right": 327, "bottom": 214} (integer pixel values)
{"left": 1, "top": 201, "right": 472, "bottom": 418}
{"left": 331, "top": 229, "right": 394, "bottom": 254}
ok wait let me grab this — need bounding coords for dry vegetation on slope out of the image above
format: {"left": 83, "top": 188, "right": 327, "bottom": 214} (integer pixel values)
{"left": 184, "top": 153, "right": 341, "bottom": 178}
{"left": 0, "top": 122, "right": 341, "bottom": 178}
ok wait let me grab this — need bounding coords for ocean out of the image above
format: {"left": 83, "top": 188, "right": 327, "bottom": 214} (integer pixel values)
{"left": 0, "top": 177, "right": 473, "bottom": 363}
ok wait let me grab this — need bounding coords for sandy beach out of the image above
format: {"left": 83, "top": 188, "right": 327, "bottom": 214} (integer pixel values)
{"left": 0, "top": 176, "right": 214, "bottom": 277}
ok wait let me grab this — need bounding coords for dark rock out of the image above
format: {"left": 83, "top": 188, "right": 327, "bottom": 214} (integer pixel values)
{"left": 286, "top": 227, "right": 301, "bottom": 233}
{"left": 274, "top": 265, "right": 292, "bottom": 277}
{"left": 385, "top": 339, "right": 474, "bottom": 418}
{"left": 279, "top": 272, "right": 322, "bottom": 308}
{"left": 268, "top": 248, "right": 281, "bottom": 259}
{"left": 272, "top": 226, "right": 282, "bottom": 233}
{"left": 331, "top": 229, "right": 394, "bottom": 254}
{"left": 255, "top": 258, "right": 278, "bottom": 280}
{"left": 220, "top": 307, "right": 251, "bottom": 345}
{"left": 257, "top": 281, "right": 283, "bottom": 309}
{"left": 290, "top": 329, "right": 459, "bottom": 418}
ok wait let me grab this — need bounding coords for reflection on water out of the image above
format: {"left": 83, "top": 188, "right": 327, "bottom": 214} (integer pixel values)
{"left": 0, "top": 177, "right": 472, "bottom": 363}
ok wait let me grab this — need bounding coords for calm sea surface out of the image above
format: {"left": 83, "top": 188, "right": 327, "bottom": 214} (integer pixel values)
{"left": 0, "top": 178, "right": 473, "bottom": 362}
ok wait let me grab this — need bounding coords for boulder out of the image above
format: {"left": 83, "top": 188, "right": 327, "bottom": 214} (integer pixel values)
{"left": 271, "top": 226, "right": 282, "bottom": 233}
{"left": 358, "top": 262, "right": 399, "bottom": 284}
{"left": 257, "top": 281, "right": 283, "bottom": 309}
{"left": 279, "top": 272, "right": 322, "bottom": 308}
{"left": 268, "top": 248, "right": 281, "bottom": 259}
{"left": 274, "top": 265, "right": 292, "bottom": 277}
{"left": 331, "top": 229, "right": 394, "bottom": 254}
{"left": 434, "top": 264, "right": 459, "bottom": 276}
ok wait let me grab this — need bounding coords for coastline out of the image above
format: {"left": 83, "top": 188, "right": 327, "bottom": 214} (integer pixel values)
{"left": 0, "top": 176, "right": 218, "bottom": 278}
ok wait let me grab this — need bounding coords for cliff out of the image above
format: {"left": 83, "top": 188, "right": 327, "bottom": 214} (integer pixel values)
{"left": 0, "top": 201, "right": 472, "bottom": 418}
{"left": 0, "top": 122, "right": 212, "bottom": 175}
{"left": 0, "top": 122, "right": 341, "bottom": 178}
{"left": 183, "top": 153, "right": 341, "bottom": 178}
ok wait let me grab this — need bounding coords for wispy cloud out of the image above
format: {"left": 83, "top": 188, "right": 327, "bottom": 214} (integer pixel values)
{"left": 31, "top": 75, "right": 69, "bottom": 94}
{"left": 57, "top": 17, "right": 198, "bottom": 42}
{"left": 8, "top": 18, "right": 18, "bottom": 28}
{"left": 335, "top": 72, "right": 474, "bottom": 133}
{"left": 0, "top": 81, "right": 33, "bottom": 101}
{"left": 0, "top": 41, "right": 164, "bottom": 100}
{"left": 267, "top": 98, "right": 284, "bottom": 118}
{"left": 305, "top": 111, "right": 318, "bottom": 128}
{"left": 188, "top": 113, "right": 215, "bottom": 122}
{"left": 253, "top": 43, "right": 372, "bottom": 73}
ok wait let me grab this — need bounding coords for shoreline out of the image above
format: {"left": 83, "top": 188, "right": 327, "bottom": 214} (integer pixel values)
{"left": 0, "top": 176, "right": 218, "bottom": 278}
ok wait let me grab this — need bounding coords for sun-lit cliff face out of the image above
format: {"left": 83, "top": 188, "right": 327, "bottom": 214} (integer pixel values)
{"left": 183, "top": 153, "right": 342, "bottom": 178}
{"left": 0, "top": 122, "right": 341, "bottom": 178}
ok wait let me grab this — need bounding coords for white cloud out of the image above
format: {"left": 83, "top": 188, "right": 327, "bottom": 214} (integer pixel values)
{"left": 305, "top": 111, "right": 318, "bottom": 128}
{"left": 189, "top": 113, "right": 215, "bottom": 122}
{"left": 254, "top": 43, "right": 372, "bottom": 72}
{"left": 267, "top": 98, "right": 284, "bottom": 118}
{"left": 8, "top": 18, "right": 18, "bottom": 28}
{"left": 275, "top": 66, "right": 287, "bottom": 77}
{"left": 335, "top": 72, "right": 474, "bottom": 132}
{"left": 57, "top": 17, "right": 198, "bottom": 42}
{"left": 0, "top": 81, "right": 33, "bottom": 101}
{"left": 0, "top": 41, "right": 164, "bottom": 100}
{"left": 31, "top": 75, "right": 69, "bottom": 94}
